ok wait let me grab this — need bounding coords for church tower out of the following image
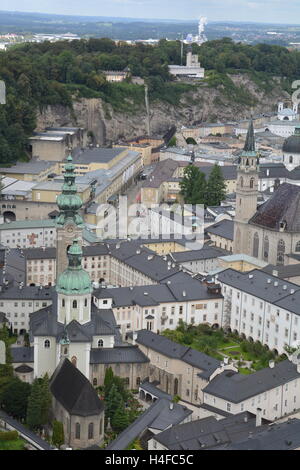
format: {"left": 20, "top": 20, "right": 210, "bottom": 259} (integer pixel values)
{"left": 56, "top": 239, "right": 93, "bottom": 325}
{"left": 233, "top": 120, "right": 259, "bottom": 254}
{"left": 56, "top": 155, "right": 84, "bottom": 280}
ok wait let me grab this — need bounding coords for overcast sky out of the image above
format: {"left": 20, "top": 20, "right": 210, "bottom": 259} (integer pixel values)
{"left": 1, "top": 0, "right": 300, "bottom": 24}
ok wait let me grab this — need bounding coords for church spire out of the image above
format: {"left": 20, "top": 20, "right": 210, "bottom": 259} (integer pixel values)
{"left": 243, "top": 119, "right": 255, "bottom": 153}
{"left": 56, "top": 154, "right": 84, "bottom": 228}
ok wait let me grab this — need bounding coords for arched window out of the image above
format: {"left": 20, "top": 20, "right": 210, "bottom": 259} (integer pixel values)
{"left": 64, "top": 347, "right": 68, "bottom": 355}
{"left": 44, "top": 339, "right": 50, "bottom": 348}
{"left": 263, "top": 236, "right": 269, "bottom": 261}
{"left": 71, "top": 356, "right": 77, "bottom": 367}
{"left": 93, "top": 378, "right": 97, "bottom": 386}
{"left": 98, "top": 339, "right": 103, "bottom": 347}
{"left": 253, "top": 232, "right": 259, "bottom": 258}
{"left": 277, "top": 239, "right": 285, "bottom": 265}
{"left": 88, "top": 422, "right": 94, "bottom": 440}
{"left": 296, "top": 241, "right": 300, "bottom": 252}
{"left": 174, "top": 378, "right": 179, "bottom": 395}
{"left": 62, "top": 299, "right": 65, "bottom": 307}
{"left": 75, "top": 423, "right": 80, "bottom": 439}
{"left": 250, "top": 178, "right": 254, "bottom": 189}
{"left": 72, "top": 300, "right": 77, "bottom": 308}
{"left": 290, "top": 155, "right": 293, "bottom": 164}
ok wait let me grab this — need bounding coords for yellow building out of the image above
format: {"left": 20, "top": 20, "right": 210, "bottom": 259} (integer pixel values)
{"left": 0, "top": 160, "right": 58, "bottom": 182}
{"left": 218, "top": 254, "right": 268, "bottom": 272}
{"left": 32, "top": 181, "right": 91, "bottom": 204}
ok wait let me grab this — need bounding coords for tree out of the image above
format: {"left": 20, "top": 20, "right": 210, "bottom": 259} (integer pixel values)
{"left": 40, "top": 374, "right": 52, "bottom": 425}
{"left": 105, "top": 384, "right": 124, "bottom": 422}
{"left": 26, "top": 378, "right": 44, "bottom": 429}
{"left": 111, "top": 405, "right": 129, "bottom": 433}
{"left": 180, "top": 165, "right": 207, "bottom": 205}
{"left": 52, "top": 420, "right": 64, "bottom": 448}
{"left": 205, "top": 164, "right": 227, "bottom": 206}
{"left": 168, "top": 136, "right": 177, "bottom": 147}
{"left": 0, "top": 377, "right": 31, "bottom": 420}
{"left": 104, "top": 366, "right": 114, "bottom": 396}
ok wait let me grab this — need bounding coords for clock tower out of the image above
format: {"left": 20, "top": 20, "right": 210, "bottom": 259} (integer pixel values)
{"left": 56, "top": 155, "right": 84, "bottom": 280}
{"left": 233, "top": 120, "right": 259, "bottom": 255}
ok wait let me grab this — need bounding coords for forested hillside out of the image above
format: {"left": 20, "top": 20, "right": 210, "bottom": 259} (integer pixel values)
{"left": 0, "top": 37, "right": 299, "bottom": 163}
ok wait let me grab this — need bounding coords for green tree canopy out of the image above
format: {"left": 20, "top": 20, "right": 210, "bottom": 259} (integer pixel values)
{"left": 0, "top": 377, "right": 31, "bottom": 420}
{"left": 52, "top": 420, "right": 65, "bottom": 448}
{"left": 206, "top": 164, "right": 227, "bottom": 206}
{"left": 180, "top": 165, "right": 207, "bottom": 205}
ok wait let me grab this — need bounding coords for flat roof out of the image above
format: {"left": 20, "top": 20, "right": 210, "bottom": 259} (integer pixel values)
{"left": 72, "top": 147, "right": 127, "bottom": 165}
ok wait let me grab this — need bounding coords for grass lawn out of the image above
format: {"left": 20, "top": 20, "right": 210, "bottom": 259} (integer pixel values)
{"left": 218, "top": 340, "right": 240, "bottom": 350}
{"left": 239, "top": 368, "right": 253, "bottom": 375}
{"left": 0, "top": 438, "right": 26, "bottom": 450}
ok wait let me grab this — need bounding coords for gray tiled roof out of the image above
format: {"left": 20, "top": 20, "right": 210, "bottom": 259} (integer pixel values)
{"left": 250, "top": 183, "right": 300, "bottom": 232}
{"left": 262, "top": 263, "right": 300, "bottom": 280}
{"left": 203, "top": 360, "right": 300, "bottom": 403}
{"left": 205, "top": 219, "right": 234, "bottom": 241}
{"left": 130, "top": 330, "right": 220, "bottom": 376}
{"left": 72, "top": 147, "right": 126, "bottom": 164}
{"left": 50, "top": 358, "right": 104, "bottom": 417}
{"left": 224, "top": 418, "right": 300, "bottom": 450}
{"left": 169, "top": 246, "right": 227, "bottom": 263}
{"left": 0, "top": 285, "right": 54, "bottom": 300}
{"left": 106, "top": 398, "right": 191, "bottom": 450}
{"left": 217, "top": 268, "right": 300, "bottom": 304}
{"left": 153, "top": 411, "right": 261, "bottom": 450}
{"left": 11, "top": 346, "right": 34, "bottom": 363}
{"left": 90, "top": 345, "right": 149, "bottom": 364}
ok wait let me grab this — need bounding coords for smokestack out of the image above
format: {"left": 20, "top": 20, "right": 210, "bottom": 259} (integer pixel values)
{"left": 256, "top": 408, "right": 262, "bottom": 427}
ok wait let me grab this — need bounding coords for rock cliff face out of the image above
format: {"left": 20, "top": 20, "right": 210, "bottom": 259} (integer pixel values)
{"left": 35, "top": 74, "right": 289, "bottom": 145}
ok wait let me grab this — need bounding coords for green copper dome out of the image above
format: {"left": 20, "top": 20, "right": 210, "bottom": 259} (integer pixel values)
{"left": 56, "top": 239, "right": 93, "bottom": 295}
{"left": 56, "top": 155, "right": 84, "bottom": 227}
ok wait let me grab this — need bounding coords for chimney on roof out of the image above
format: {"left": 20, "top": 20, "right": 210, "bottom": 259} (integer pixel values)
{"left": 272, "top": 270, "right": 278, "bottom": 277}
{"left": 132, "top": 332, "right": 138, "bottom": 345}
{"left": 170, "top": 402, "right": 174, "bottom": 410}
{"left": 244, "top": 415, "right": 248, "bottom": 423}
{"left": 182, "top": 290, "right": 186, "bottom": 297}
{"left": 274, "top": 281, "right": 278, "bottom": 287}
{"left": 256, "top": 408, "right": 262, "bottom": 427}
{"left": 291, "top": 289, "right": 295, "bottom": 294}
{"left": 269, "top": 360, "right": 275, "bottom": 369}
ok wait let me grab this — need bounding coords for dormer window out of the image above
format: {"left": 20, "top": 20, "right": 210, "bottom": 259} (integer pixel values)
{"left": 98, "top": 339, "right": 103, "bottom": 347}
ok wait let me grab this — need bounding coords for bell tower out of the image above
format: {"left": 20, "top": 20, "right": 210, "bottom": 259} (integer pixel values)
{"left": 56, "top": 239, "right": 93, "bottom": 325}
{"left": 234, "top": 120, "right": 259, "bottom": 254}
{"left": 56, "top": 155, "right": 84, "bottom": 280}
